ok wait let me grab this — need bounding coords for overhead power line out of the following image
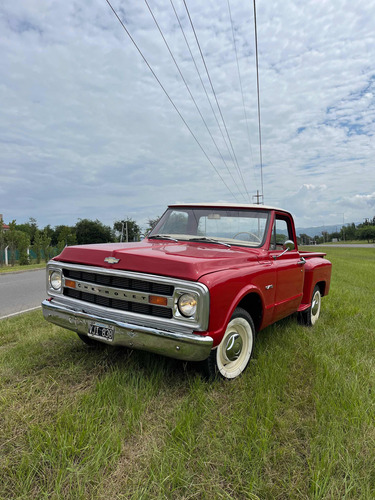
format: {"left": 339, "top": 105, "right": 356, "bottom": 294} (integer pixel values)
{"left": 227, "top": 0, "right": 255, "bottom": 173}
{"left": 105, "top": 0, "right": 239, "bottom": 201}
{"left": 253, "top": 0, "right": 264, "bottom": 202}
{"left": 182, "top": 0, "right": 251, "bottom": 202}
{"left": 169, "top": 0, "right": 247, "bottom": 201}
{"left": 144, "top": 0, "right": 246, "bottom": 201}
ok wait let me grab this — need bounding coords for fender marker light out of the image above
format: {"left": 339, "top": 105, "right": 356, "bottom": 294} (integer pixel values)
{"left": 65, "top": 279, "right": 76, "bottom": 289}
{"left": 149, "top": 295, "right": 168, "bottom": 306}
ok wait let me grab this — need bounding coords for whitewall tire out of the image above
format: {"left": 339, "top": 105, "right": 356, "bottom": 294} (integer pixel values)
{"left": 204, "top": 307, "right": 255, "bottom": 379}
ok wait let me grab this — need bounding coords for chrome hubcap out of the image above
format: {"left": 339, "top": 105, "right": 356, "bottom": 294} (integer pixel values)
{"left": 312, "top": 292, "right": 320, "bottom": 316}
{"left": 224, "top": 333, "right": 243, "bottom": 362}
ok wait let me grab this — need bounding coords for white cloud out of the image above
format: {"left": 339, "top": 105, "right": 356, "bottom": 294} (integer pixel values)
{"left": 347, "top": 192, "right": 375, "bottom": 209}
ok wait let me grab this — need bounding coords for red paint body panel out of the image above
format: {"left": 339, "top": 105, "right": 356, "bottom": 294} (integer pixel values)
{"left": 55, "top": 240, "right": 260, "bottom": 282}
{"left": 198, "top": 250, "right": 328, "bottom": 346}
{"left": 200, "top": 263, "right": 271, "bottom": 344}
{"left": 299, "top": 255, "right": 332, "bottom": 304}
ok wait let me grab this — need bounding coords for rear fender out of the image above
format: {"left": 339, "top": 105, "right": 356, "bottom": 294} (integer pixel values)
{"left": 300, "top": 258, "right": 331, "bottom": 306}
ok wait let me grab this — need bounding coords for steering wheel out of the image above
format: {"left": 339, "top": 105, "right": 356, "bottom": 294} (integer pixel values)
{"left": 232, "top": 231, "right": 261, "bottom": 243}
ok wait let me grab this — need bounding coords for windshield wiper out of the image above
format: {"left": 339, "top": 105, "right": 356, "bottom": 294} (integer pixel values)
{"left": 188, "top": 237, "right": 231, "bottom": 248}
{"left": 148, "top": 234, "right": 179, "bottom": 242}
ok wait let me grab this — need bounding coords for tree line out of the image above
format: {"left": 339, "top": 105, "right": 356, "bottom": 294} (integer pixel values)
{"left": 1, "top": 213, "right": 375, "bottom": 267}
{"left": 298, "top": 217, "right": 375, "bottom": 245}
{"left": 0, "top": 216, "right": 161, "bottom": 267}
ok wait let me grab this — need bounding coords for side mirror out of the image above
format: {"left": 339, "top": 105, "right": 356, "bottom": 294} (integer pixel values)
{"left": 283, "top": 240, "right": 295, "bottom": 251}
{"left": 273, "top": 240, "right": 295, "bottom": 260}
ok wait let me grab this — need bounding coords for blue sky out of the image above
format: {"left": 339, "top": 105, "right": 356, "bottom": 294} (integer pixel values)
{"left": 1, "top": 0, "right": 374, "bottom": 231}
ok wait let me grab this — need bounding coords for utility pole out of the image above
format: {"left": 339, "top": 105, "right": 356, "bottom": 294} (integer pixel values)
{"left": 120, "top": 221, "right": 129, "bottom": 243}
{"left": 252, "top": 190, "right": 263, "bottom": 205}
{"left": 337, "top": 213, "right": 345, "bottom": 241}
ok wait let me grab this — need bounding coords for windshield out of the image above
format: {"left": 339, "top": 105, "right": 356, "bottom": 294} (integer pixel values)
{"left": 149, "top": 207, "right": 270, "bottom": 247}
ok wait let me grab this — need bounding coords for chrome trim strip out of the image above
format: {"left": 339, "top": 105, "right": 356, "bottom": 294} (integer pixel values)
{"left": 42, "top": 299, "right": 213, "bottom": 362}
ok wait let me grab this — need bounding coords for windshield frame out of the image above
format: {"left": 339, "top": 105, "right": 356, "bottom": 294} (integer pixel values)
{"left": 148, "top": 206, "right": 271, "bottom": 248}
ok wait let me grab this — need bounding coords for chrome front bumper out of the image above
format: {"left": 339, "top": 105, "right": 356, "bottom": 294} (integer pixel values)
{"left": 42, "top": 299, "right": 213, "bottom": 362}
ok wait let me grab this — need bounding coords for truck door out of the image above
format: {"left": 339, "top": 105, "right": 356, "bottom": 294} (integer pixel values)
{"left": 269, "top": 214, "right": 305, "bottom": 322}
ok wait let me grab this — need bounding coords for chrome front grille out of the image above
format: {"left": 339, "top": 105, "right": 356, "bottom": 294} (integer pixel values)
{"left": 63, "top": 287, "right": 172, "bottom": 318}
{"left": 62, "top": 268, "right": 174, "bottom": 319}
{"left": 63, "top": 268, "right": 174, "bottom": 296}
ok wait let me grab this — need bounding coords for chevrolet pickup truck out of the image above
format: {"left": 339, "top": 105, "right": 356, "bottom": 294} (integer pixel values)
{"left": 42, "top": 203, "right": 332, "bottom": 379}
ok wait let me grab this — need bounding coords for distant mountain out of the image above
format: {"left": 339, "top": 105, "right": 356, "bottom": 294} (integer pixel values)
{"left": 295, "top": 224, "right": 345, "bottom": 238}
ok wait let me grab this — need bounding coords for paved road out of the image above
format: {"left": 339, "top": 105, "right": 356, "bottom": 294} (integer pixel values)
{"left": 0, "top": 269, "right": 47, "bottom": 320}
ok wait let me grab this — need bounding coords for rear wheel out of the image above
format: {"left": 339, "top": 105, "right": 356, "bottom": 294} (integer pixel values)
{"left": 204, "top": 307, "right": 255, "bottom": 380}
{"left": 298, "top": 285, "right": 321, "bottom": 326}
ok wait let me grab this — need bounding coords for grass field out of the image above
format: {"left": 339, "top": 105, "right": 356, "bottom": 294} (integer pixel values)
{"left": 0, "top": 247, "right": 374, "bottom": 499}
{"left": 0, "top": 263, "right": 46, "bottom": 273}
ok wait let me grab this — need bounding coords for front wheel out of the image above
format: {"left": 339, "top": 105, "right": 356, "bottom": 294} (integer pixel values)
{"left": 203, "top": 307, "right": 255, "bottom": 380}
{"left": 298, "top": 285, "right": 321, "bottom": 326}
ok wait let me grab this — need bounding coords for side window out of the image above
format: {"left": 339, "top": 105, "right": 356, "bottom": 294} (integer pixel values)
{"left": 270, "top": 216, "right": 293, "bottom": 250}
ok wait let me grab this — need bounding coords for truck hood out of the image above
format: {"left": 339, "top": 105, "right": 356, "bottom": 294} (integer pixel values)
{"left": 54, "top": 240, "right": 259, "bottom": 281}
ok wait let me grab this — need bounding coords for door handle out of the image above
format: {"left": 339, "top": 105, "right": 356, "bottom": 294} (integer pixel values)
{"left": 298, "top": 257, "right": 306, "bottom": 265}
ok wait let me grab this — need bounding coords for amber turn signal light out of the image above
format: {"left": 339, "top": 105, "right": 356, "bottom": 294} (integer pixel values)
{"left": 149, "top": 295, "right": 168, "bottom": 306}
{"left": 65, "top": 279, "right": 76, "bottom": 289}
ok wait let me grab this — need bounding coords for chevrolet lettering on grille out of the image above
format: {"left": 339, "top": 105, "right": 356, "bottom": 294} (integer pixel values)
{"left": 70, "top": 280, "right": 155, "bottom": 305}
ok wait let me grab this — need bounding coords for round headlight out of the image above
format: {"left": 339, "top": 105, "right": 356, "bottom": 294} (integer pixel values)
{"left": 178, "top": 293, "right": 197, "bottom": 317}
{"left": 50, "top": 270, "right": 62, "bottom": 290}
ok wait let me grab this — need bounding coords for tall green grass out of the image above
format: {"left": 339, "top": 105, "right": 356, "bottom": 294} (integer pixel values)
{"left": 0, "top": 247, "right": 374, "bottom": 499}
{"left": 0, "top": 263, "right": 46, "bottom": 273}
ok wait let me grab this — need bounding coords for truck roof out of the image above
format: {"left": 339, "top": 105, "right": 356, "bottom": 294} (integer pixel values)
{"left": 168, "top": 202, "right": 286, "bottom": 212}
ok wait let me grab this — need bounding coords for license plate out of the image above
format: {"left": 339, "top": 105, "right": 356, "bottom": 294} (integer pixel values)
{"left": 88, "top": 322, "right": 114, "bottom": 341}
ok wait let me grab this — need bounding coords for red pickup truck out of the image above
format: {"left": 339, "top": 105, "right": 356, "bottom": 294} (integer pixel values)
{"left": 42, "top": 204, "right": 332, "bottom": 379}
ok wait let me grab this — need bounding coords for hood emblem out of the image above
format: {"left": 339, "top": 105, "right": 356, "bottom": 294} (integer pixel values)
{"left": 104, "top": 257, "right": 120, "bottom": 264}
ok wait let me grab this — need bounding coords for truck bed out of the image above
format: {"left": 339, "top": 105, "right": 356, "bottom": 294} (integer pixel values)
{"left": 299, "top": 251, "right": 327, "bottom": 259}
